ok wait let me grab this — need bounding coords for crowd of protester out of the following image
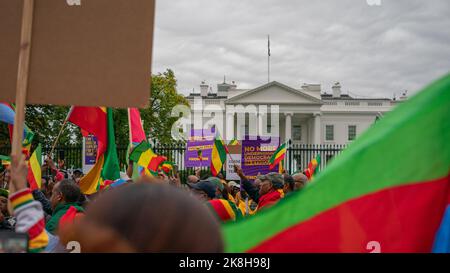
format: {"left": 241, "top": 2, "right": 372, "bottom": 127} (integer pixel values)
{"left": 0, "top": 153, "right": 310, "bottom": 253}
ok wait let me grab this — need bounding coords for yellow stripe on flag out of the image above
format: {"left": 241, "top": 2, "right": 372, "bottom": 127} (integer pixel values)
{"left": 79, "top": 155, "right": 105, "bottom": 195}
{"left": 29, "top": 152, "right": 42, "bottom": 189}
{"left": 221, "top": 200, "right": 236, "bottom": 220}
{"left": 137, "top": 149, "right": 156, "bottom": 168}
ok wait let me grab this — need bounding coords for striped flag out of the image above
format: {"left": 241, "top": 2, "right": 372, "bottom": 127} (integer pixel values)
{"left": 304, "top": 154, "right": 321, "bottom": 179}
{"left": 268, "top": 142, "right": 287, "bottom": 170}
{"left": 160, "top": 161, "right": 175, "bottom": 175}
{"left": 0, "top": 155, "right": 11, "bottom": 166}
{"left": 228, "top": 138, "right": 240, "bottom": 146}
{"left": 210, "top": 132, "right": 227, "bottom": 177}
{"left": 130, "top": 141, "right": 167, "bottom": 173}
{"left": 222, "top": 74, "right": 450, "bottom": 253}
{"left": 27, "top": 144, "right": 42, "bottom": 190}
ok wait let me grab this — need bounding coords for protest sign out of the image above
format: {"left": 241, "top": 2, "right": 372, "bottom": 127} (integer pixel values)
{"left": 241, "top": 136, "right": 279, "bottom": 181}
{"left": 82, "top": 135, "right": 97, "bottom": 174}
{"left": 226, "top": 144, "right": 242, "bottom": 180}
{"left": 0, "top": 0, "right": 155, "bottom": 155}
{"left": 184, "top": 129, "right": 215, "bottom": 168}
{"left": 0, "top": 0, "right": 155, "bottom": 108}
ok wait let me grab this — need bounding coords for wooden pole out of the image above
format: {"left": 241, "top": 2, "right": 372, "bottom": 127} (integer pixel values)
{"left": 10, "top": 0, "right": 34, "bottom": 194}
{"left": 49, "top": 118, "right": 69, "bottom": 158}
{"left": 11, "top": 0, "right": 34, "bottom": 157}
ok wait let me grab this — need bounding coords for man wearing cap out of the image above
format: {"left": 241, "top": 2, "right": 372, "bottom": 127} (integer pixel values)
{"left": 234, "top": 166, "right": 284, "bottom": 210}
{"left": 188, "top": 179, "right": 242, "bottom": 222}
{"left": 188, "top": 180, "right": 217, "bottom": 202}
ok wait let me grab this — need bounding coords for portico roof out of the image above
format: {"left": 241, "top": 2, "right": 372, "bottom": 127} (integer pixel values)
{"left": 225, "top": 81, "right": 323, "bottom": 105}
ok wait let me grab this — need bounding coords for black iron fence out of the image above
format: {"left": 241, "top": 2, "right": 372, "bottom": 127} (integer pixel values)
{"left": 0, "top": 142, "right": 346, "bottom": 181}
{"left": 285, "top": 142, "right": 346, "bottom": 174}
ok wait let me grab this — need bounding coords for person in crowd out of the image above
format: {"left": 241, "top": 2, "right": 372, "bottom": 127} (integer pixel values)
{"left": 46, "top": 179, "right": 84, "bottom": 235}
{"left": 7, "top": 154, "right": 49, "bottom": 252}
{"left": 188, "top": 180, "right": 217, "bottom": 202}
{"left": 206, "top": 177, "right": 225, "bottom": 199}
{"left": 293, "top": 173, "right": 308, "bottom": 191}
{"left": 235, "top": 165, "right": 284, "bottom": 210}
{"left": 0, "top": 188, "right": 14, "bottom": 230}
{"left": 32, "top": 188, "right": 53, "bottom": 218}
{"left": 283, "top": 175, "right": 295, "bottom": 195}
{"left": 72, "top": 169, "right": 83, "bottom": 184}
{"left": 59, "top": 182, "right": 224, "bottom": 252}
{"left": 187, "top": 175, "right": 199, "bottom": 184}
{"left": 1, "top": 168, "right": 10, "bottom": 190}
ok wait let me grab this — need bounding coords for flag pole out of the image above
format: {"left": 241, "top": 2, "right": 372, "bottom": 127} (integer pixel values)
{"left": 49, "top": 107, "right": 72, "bottom": 158}
{"left": 267, "top": 35, "right": 270, "bottom": 83}
{"left": 10, "top": 0, "right": 35, "bottom": 194}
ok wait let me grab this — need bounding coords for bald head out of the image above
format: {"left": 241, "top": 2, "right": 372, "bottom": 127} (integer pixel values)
{"left": 293, "top": 173, "right": 308, "bottom": 191}
{"left": 187, "top": 175, "right": 199, "bottom": 184}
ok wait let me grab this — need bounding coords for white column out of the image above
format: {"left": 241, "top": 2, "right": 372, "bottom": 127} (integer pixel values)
{"left": 285, "top": 112, "right": 292, "bottom": 142}
{"left": 313, "top": 113, "right": 321, "bottom": 144}
{"left": 226, "top": 112, "right": 234, "bottom": 141}
{"left": 258, "top": 113, "right": 264, "bottom": 138}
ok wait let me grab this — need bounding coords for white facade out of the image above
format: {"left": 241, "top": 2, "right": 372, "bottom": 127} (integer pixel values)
{"left": 186, "top": 80, "right": 404, "bottom": 145}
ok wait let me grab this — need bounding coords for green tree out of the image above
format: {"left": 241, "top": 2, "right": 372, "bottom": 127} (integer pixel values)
{"left": 140, "top": 69, "right": 189, "bottom": 144}
{"left": 25, "top": 105, "right": 81, "bottom": 147}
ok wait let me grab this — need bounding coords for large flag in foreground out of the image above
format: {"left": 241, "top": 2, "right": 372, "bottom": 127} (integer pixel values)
{"left": 68, "top": 107, "right": 120, "bottom": 194}
{"left": 222, "top": 74, "right": 450, "bottom": 253}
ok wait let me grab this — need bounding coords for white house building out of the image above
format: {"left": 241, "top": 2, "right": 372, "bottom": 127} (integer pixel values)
{"left": 185, "top": 80, "right": 406, "bottom": 145}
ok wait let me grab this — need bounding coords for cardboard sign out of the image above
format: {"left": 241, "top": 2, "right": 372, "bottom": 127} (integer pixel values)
{"left": 184, "top": 129, "right": 215, "bottom": 168}
{"left": 226, "top": 144, "right": 242, "bottom": 181}
{"left": 82, "top": 135, "right": 97, "bottom": 174}
{"left": 0, "top": 0, "right": 155, "bottom": 108}
{"left": 241, "top": 136, "right": 279, "bottom": 181}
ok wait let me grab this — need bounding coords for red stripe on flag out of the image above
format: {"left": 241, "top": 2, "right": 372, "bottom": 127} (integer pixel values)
{"left": 249, "top": 174, "right": 450, "bottom": 253}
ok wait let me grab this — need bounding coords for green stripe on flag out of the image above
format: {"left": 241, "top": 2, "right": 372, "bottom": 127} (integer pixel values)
{"left": 222, "top": 74, "right": 450, "bottom": 252}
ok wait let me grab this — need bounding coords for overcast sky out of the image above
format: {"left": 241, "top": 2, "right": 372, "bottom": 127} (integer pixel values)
{"left": 152, "top": 0, "right": 450, "bottom": 99}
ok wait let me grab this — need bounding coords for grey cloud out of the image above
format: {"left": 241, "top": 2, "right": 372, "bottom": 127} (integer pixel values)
{"left": 152, "top": 0, "right": 450, "bottom": 98}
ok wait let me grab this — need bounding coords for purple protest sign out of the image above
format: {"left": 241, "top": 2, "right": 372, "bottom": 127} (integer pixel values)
{"left": 184, "top": 128, "right": 215, "bottom": 167}
{"left": 241, "top": 136, "right": 279, "bottom": 181}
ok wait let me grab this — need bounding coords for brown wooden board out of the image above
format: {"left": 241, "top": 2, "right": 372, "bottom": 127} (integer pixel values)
{"left": 0, "top": 0, "right": 155, "bottom": 108}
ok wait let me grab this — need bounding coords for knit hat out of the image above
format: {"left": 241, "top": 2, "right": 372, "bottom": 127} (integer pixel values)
{"left": 207, "top": 199, "right": 241, "bottom": 222}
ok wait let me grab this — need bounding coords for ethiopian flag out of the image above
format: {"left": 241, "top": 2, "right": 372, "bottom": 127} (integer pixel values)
{"left": 130, "top": 141, "right": 167, "bottom": 173}
{"left": 211, "top": 132, "right": 227, "bottom": 177}
{"left": 160, "top": 161, "right": 175, "bottom": 174}
{"left": 268, "top": 142, "right": 287, "bottom": 170}
{"left": 0, "top": 155, "right": 11, "bottom": 166}
{"left": 305, "top": 154, "right": 321, "bottom": 179}
{"left": 68, "top": 107, "right": 120, "bottom": 194}
{"left": 27, "top": 144, "right": 42, "bottom": 191}
{"left": 222, "top": 74, "right": 450, "bottom": 253}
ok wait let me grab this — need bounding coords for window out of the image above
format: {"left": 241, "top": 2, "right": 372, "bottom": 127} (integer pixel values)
{"left": 293, "top": 125, "right": 301, "bottom": 141}
{"left": 325, "top": 125, "right": 334, "bottom": 141}
{"left": 348, "top": 125, "right": 356, "bottom": 141}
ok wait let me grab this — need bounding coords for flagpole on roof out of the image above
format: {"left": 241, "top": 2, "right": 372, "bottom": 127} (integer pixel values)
{"left": 267, "top": 34, "right": 271, "bottom": 83}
